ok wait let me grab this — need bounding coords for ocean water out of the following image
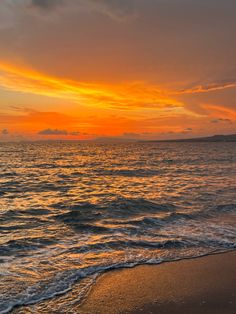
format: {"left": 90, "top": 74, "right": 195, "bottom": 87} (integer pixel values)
{"left": 0, "top": 142, "right": 235, "bottom": 313}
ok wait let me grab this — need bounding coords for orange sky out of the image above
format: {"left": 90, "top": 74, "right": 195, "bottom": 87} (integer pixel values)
{"left": 0, "top": 0, "right": 235, "bottom": 141}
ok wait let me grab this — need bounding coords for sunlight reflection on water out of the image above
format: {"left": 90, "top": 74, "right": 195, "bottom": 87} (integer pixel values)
{"left": 0, "top": 142, "right": 235, "bottom": 313}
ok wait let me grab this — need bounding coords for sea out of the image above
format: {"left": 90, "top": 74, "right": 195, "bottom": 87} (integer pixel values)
{"left": 0, "top": 141, "right": 235, "bottom": 313}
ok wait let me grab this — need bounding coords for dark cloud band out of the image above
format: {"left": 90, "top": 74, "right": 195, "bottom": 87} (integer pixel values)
{"left": 31, "top": 0, "right": 63, "bottom": 9}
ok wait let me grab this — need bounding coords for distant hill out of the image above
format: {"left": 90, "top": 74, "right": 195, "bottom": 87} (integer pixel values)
{"left": 149, "top": 134, "right": 236, "bottom": 143}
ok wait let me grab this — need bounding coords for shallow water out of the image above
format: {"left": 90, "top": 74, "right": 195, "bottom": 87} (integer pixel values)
{"left": 0, "top": 142, "right": 235, "bottom": 313}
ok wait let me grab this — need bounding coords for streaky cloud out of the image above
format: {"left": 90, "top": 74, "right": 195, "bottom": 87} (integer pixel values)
{"left": 177, "top": 80, "right": 236, "bottom": 95}
{"left": 0, "top": 62, "right": 184, "bottom": 111}
{"left": 83, "top": 0, "right": 137, "bottom": 21}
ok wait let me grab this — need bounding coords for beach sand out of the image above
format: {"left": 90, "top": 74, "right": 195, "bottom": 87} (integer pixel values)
{"left": 79, "top": 251, "right": 236, "bottom": 314}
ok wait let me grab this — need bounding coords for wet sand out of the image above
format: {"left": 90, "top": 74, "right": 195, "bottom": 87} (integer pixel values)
{"left": 79, "top": 251, "right": 236, "bottom": 314}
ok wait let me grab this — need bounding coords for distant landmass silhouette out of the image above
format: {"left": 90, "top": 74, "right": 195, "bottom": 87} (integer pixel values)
{"left": 150, "top": 134, "right": 236, "bottom": 142}
{"left": 93, "top": 134, "right": 236, "bottom": 143}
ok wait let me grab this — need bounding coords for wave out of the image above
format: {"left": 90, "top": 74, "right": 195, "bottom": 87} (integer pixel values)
{"left": 52, "top": 198, "right": 177, "bottom": 216}
{"left": 1, "top": 249, "right": 235, "bottom": 314}
{"left": 94, "top": 168, "right": 162, "bottom": 177}
{"left": 51, "top": 198, "right": 236, "bottom": 233}
{"left": 0, "top": 237, "right": 57, "bottom": 256}
{"left": 214, "top": 203, "right": 236, "bottom": 213}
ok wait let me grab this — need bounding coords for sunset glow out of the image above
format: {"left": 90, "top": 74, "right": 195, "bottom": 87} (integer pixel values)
{"left": 0, "top": 0, "right": 235, "bottom": 140}
{"left": 1, "top": 2, "right": 236, "bottom": 312}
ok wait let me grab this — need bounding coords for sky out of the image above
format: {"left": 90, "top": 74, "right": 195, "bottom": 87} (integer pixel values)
{"left": 0, "top": 0, "right": 236, "bottom": 141}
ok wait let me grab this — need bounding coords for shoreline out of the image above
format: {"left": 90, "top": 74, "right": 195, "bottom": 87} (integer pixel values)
{"left": 78, "top": 250, "right": 236, "bottom": 314}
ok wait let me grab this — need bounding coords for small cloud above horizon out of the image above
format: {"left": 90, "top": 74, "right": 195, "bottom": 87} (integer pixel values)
{"left": 38, "top": 128, "right": 68, "bottom": 135}
{"left": 31, "top": 0, "right": 63, "bottom": 10}
{"left": 1, "top": 129, "right": 9, "bottom": 135}
{"left": 38, "top": 128, "right": 80, "bottom": 136}
{"left": 182, "top": 128, "right": 193, "bottom": 133}
{"left": 211, "top": 118, "right": 232, "bottom": 124}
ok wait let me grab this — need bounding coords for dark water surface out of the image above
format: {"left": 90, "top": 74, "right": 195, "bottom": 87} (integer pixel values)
{"left": 0, "top": 142, "right": 235, "bottom": 313}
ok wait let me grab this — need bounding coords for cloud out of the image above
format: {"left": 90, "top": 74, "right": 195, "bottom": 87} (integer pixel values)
{"left": 203, "top": 104, "right": 236, "bottom": 120}
{"left": 31, "top": 0, "right": 63, "bottom": 9}
{"left": 38, "top": 128, "right": 68, "bottom": 135}
{"left": 177, "top": 80, "right": 236, "bottom": 95}
{"left": 0, "top": 63, "right": 184, "bottom": 111}
{"left": 69, "top": 131, "right": 80, "bottom": 136}
{"left": 1, "top": 129, "right": 9, "bottom": 135}
{"left": 0, "top": 0, "right": 63, "bottom": 30}
{"left": 211, "top": 118, "right": 232, "bottom": 124}
{"left": 182, "top": 128, "right": 193, "bottom": 134}
{"left": 38, "top": 128, "right": 81, "bottom": 136}
{"left": 0, "top": 1, "right": 16, "bottom": 29}
{"left": 0, "top": 108, "right": 139, "bottom": 137}
{"left": 84, "top": 0, "right": 137, "bottom": 21}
